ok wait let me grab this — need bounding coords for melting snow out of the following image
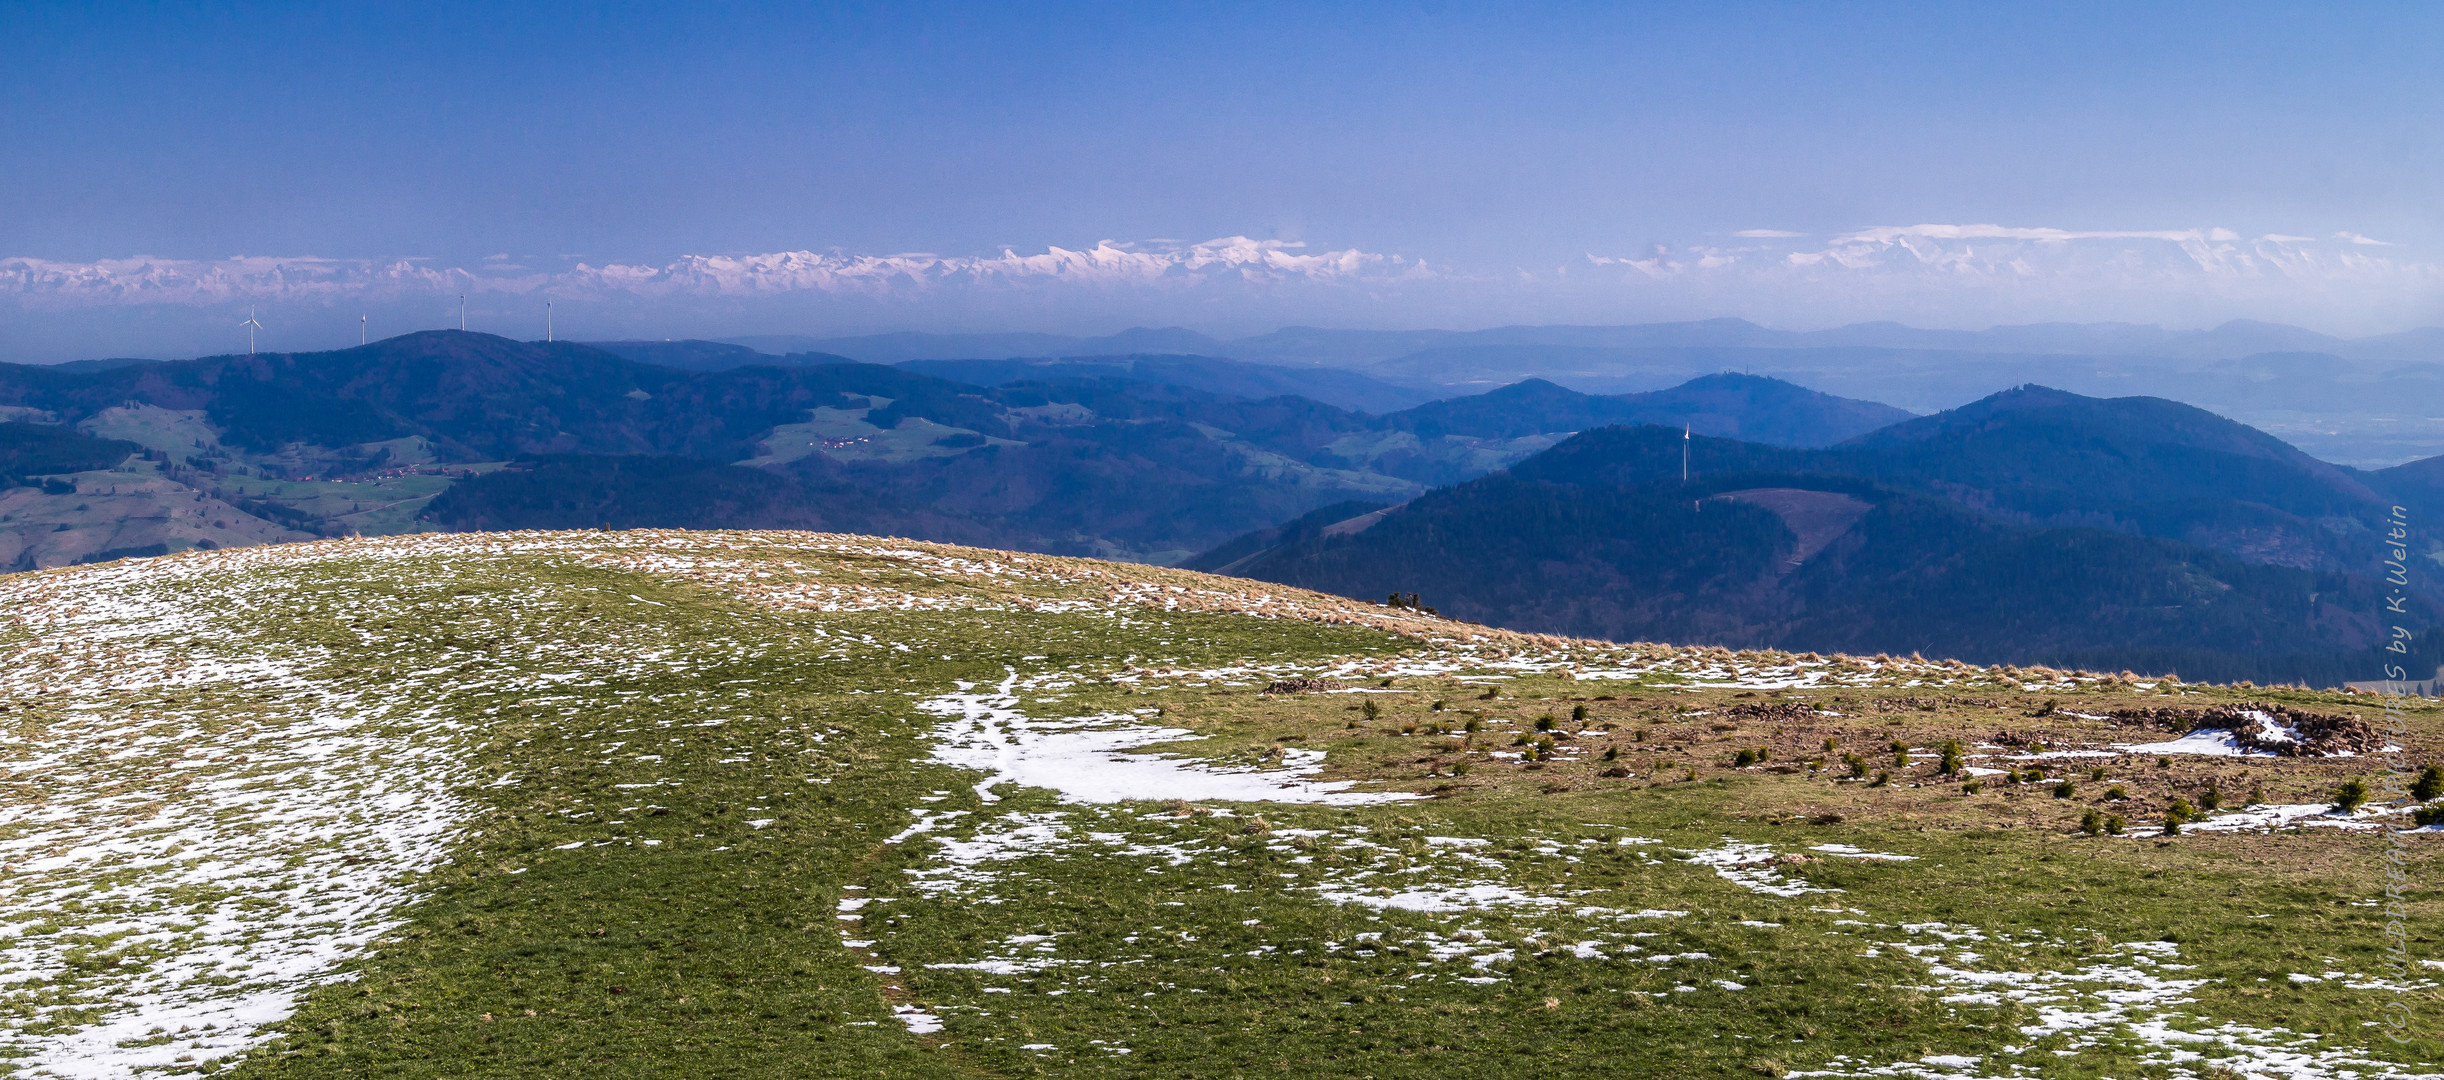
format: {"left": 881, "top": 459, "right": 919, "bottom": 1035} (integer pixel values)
{"left": 920, "top": 672, "right": 1417, "bottom": 805}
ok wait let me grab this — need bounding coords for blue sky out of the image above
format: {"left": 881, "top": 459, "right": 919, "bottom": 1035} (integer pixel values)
{"left": 5, "top": 2, "right": 2441, "bottom": 357}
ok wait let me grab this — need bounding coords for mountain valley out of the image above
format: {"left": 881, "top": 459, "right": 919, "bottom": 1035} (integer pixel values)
{"left": 7, "top": 328, "right": 2444, "bottom": 685}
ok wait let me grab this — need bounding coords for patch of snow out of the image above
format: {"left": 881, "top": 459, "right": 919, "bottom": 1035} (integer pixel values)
{"left": 1678, "top": 840, "right": 1833, "bottom": 898}
{"left": 2117, "top": 728, "right": 2271, "bottom": 757}
{"left": 920, "top": 671, "right": 1418, "bottom": 805}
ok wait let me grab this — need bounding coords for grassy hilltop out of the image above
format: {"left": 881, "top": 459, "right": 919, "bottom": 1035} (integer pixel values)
{"left": 0, "top": 531, "right": 2436, "bottom": 1079}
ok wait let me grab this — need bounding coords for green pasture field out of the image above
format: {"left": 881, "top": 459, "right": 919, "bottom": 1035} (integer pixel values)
{"left": 0, "top": 532, "right": 2433, "bottom": 1079}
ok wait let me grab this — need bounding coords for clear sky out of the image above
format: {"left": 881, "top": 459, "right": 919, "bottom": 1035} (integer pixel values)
{"left": 5, "top": 1, "right": 2441, "bottom": 358}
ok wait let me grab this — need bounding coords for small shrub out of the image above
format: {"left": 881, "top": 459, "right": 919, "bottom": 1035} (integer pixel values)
{"left": 2412, "top": 804, "right": 2444, "bottom": 827}
{"left": 2198, "top": 782, "right": 2221, "bottom": 812}
{"left": 1733, "top": 748, "right": 1758, "bottom": 768}
{"left": 1431, "top": 699, "right": 1447, "bottom": 712}
{"left": 2088, "top": 766, "right": 2108, "bottom": 781}
{"left": 1535, "top": 715, "right": 1557, "bottom": 732}
{"left": 2103, "top": 814, "right": 2125, "bottom": 835}
{"left": 2156, "top": 757, "right": 2171, "bottom": 769}
{"left": 2333, "top": 778, "right": 2370, "bottom": 814}
{"left": 1868, "top": 771, "right": 1891, "bottom": 788}
{"left": 1478, "top": 686, "right": 1500, "bottom": 701}
{"left": 2104, "top": 785, "right": 2127, "bottom": 801}
{"left": 2167, "top": 798, "right": 2195, "bottom": 823}
{"left": 2161, "top": 813, "right": 2182, "bottom": 836}
{"left": 1822, "top": 736, "right": 1838, "bottom": 752}
{"left": 1512, "top": 732, "right": 1531, "bottom": 746}
{"left": 1937, "top": 740, "right": 1964, "bottom": 775}
{"left": 1634, "top": 727, "right": 1648, "bottom": 742}
{"left": 1464, "top": 717, "right": 1483, "bottom": 733}
{"left": 2244, "top": 782, "right": 2263, "bottom": 806}
{"left": 1571, "top": 703, "right": 1588, "bottom": 723}
{"left": 2051, "top": 780, "right": 2076, "bottom": 799}
{"left": 1602, "top": 746, "right": 1619, "bottom": 761}
{"left": 1889, "top": 740, "right": 1909, "bottom": 767}
{"left": 1683, "top": 766, "right": 1698, "bottom": 782}
{"left": 1843, "top": 752, "right": 1867, "bottom": 778}
{"left": 2080, "top": 808, "right": 2102, "bottom": 835}
{"left": 2031, "top": 698, "right": 2057, "bottom": 717}
{"left": 2412, "top": 764, "right": 2444, "bottom": 802}
{"left": 1962, "top": 780, "right": 1984, "bottom": 795}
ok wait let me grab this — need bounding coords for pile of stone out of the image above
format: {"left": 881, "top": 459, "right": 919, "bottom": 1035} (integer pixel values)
{"left": 1990, "top": 729, "right": 2071, "bottom": 749}
{"left": 2106, "top": 702, "right": 2381, "bottom": 757}
{"left": 1260, "top": 677, "right": 1348, "bottom": 695}
{"left": 1723, "top": 700, "right": 1817, "bottom": 722}
{"left": 1871, "top": 697, "right": 1940, "bottom": 713}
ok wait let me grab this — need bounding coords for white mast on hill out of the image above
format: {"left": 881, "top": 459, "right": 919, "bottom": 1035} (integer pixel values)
{"left": 546, "top": 301, "right": 553, "bottom": 343}
{"left": 459, "top": 294, "right": 467, "bottom": 331}
{"left": 241, "top": 306, "right": 264, "bottom": 355}
{"left": 361, "top": 314, "right": 367, "bottom": 345}
{"left": 1682, "top": 423, "right": 1690, "bottom": 483}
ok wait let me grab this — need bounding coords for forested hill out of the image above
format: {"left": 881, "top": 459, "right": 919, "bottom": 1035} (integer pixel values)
{"left": 1376, "top": 373, "right": 1910, "bottom": 446}
{"left": 0, "top": 332, "right": 1907, "bottom": 569}
{"left": 1193, "top": 385, "right": 2444, "bottom": 685}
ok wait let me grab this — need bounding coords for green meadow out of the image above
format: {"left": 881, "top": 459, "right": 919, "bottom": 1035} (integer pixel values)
{"left": 0, "top": 531, "right": 2433, "bottom": 1079}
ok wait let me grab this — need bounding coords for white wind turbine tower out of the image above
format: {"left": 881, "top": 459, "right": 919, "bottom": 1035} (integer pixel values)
{"left": 241, "top": 306, "right": 264, "bottom": 355}
{"left": 459, "top": 294, "right": 467, "bottom": 332}
{"left": 361, "top": 314, "right": 367, "bottom": 345}
{"left": 546, "top": 301, "right": 553, "bottom": 343}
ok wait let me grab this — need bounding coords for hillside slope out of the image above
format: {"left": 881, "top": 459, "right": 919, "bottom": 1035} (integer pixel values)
{"left": 0, "top": 335, "right": 1913, "bottom": 568}
{"left": 898, "top": 353, "right": 1435, "bottom": 414}
{"left": 1510, "top": 386, "right": 2412, "bottom": 576}
{"left": 1374, "top": 373, "right": 1910, "bottom": 447}
{"left": 1202, "top": 387, "right": 2443, "bottom": 683}
{"left": 0, "top": 533, "right": 2432, "bottom": 1078}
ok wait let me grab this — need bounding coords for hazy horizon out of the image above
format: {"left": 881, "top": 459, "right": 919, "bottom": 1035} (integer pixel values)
{"left": 8, "top": 3, "right": 2444, "bottom": 360}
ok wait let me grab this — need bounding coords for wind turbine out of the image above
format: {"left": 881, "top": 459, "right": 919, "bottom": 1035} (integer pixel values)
{"left": 546, "top": 301, "right": 553, "bottom": 343}
{"left": 459, "top": 294, "right": 467, "bottom": 332}
{"left": 360, "top": 314, "right": 367, "bottom": 345}
{"left": 241, "top": 306, "right": 264, "bottom": 355}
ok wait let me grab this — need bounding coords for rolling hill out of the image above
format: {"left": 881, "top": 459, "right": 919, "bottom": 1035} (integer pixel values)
{"left": 896, "top": 354, "right": 1435, "bottom": 414}
{"left": 1197, "top": 386, "right": 2444, "bottom": 684}
{"left": 1376, "top": 373, "right": 1909, "bottom": 447}
{"left": 0, "top": 333, "right": 1910, "bottom": 567}
{"left": 0, "top": 531, "right": 2432, "bottom": 1078}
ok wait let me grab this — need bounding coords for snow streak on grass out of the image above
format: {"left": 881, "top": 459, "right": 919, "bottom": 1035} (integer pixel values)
{"left": 0, "top": 551, "right": 481, "bottom": 1078}
{"left": 0, "top": 530, "right": 2431, "bottom": 1080}
{"left": 919, "top": 670, "right": 1418, "bottom": 805}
